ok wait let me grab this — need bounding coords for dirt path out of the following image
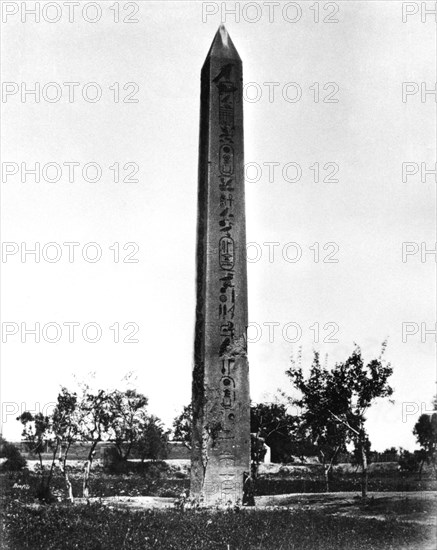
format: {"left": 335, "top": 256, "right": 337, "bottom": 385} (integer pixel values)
{"left": 257, "top": 491, "right": 437, "bottom": 526}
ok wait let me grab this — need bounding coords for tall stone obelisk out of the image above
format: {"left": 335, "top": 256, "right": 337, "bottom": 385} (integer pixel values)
{"left": 191, "top": 25, "right": 250, "bottom": 506}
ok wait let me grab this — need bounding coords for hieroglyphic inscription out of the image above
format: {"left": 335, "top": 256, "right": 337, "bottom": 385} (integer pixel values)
{"left": 214, "top": 65, "right": 239, "bottom": 462}
{"left": 215, "top": 66, "right": 237, "bottom": 355}
{"left": 220, "top": 473, "right": 240, "bottom": 503}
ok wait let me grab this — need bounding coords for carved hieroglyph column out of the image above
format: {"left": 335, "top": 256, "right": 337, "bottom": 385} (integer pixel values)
{"left": 191, "top": 25, "right": 250, "bottom": 506}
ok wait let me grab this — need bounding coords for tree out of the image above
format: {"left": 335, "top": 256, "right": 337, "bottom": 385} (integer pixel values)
{"left": 172, "top": 404, "right": 192, "bottom": 450}
{"left": 109, "top": 389, "right": 149, "bottom": 460}
{"left": 286, "top": 352, "right": 348, "bottom": 492}
{"left": 76, "top": 387, "right": 113, "bottom": 498}
{"left": 17, "top": 411, "right": 58, "bottom": 501}
{"left": 398, "top": 448, "right": 422, "bottom": 474}
{"left": 382, "top": 446, "right": 398, "bottom": 457}
{"left": 52, "top": 387, "right": 80, "bottom": 501}
{"left": 287, "top": 343, "right": 393, "bottom": 498}
{"left": 250, "top": 402, "right": 297, "bottom": 464}
{"left": 413, "top": 411, "right": 437, "bottom": 478}
{"left": 16, "top": 380, "right": 162, "bottom": 501}
{"left": 137, "top": 416, "right": 169, "bottom": 461}
{"left": 350, "top": 437, "right": 372, "bottom": 471}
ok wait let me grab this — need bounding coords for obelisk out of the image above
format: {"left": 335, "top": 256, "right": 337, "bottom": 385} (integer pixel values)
{"left": 191, "top": 25, "right": 250, "bottom": 506}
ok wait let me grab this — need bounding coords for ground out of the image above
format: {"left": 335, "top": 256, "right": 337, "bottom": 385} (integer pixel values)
{"left": 0, "top": 459, "right": 435, "bottom": 549}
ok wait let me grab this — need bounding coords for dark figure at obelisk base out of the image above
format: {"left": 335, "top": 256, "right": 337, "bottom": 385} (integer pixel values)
{"left": 191, "top": 25, "right": 251, "bottom": 506}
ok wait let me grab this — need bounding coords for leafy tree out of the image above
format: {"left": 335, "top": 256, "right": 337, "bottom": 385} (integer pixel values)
{"left": 285, "top": 418, "right": 319, "bottom": 463}
{"left": 109, "top": 389, "right": 149, "bottom": 460}
{"left": 413, "top": 411, "right": 437, "bottom": 478}
{"left": 382, "top": 446, "right": 398, "bottom": 457}
{"left": 172, "top": 404, "right": 192, "bottom": 450}
{"left": 250, "top": 402, "right": 297, "bottom": 464}
{"left": 16, "top": 380, "right": 162, "bottom": 500}
{"left": 287, "top": 343, "right": 393, "bottom": 498}
{"left": 52, "top": 387, "right": 80, "bottom": 501}
{"left": 398, "top": 448, "right": 424, "bottom": 474}
{"left": 286, "top": 352, "right": 348, "bottom": 491}
{"left": 137, "top": 416, "right": 169, "bottom": 461}
{"left": 75, "top": 387, "right": 113, "bottom": 498}
{"left": 17, "top": 411, "right": 58, "bottom": 501}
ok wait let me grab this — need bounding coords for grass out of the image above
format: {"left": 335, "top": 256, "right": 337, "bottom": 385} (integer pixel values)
{"left": 0, "top": 464, "right": 189, "bottom": 501}
{"left": 256, "top": 476, "right": 437, "bottom": 494}
{"left": 1, "top": 465, "right": 435, "bottom": 549}
{"left": 1, "top": 500, "right": 434, "bottom": 550}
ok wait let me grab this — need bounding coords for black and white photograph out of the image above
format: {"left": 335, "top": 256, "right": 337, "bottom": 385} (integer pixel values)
{"left": 0, "top": 1, "right": 436, "bottom": 548}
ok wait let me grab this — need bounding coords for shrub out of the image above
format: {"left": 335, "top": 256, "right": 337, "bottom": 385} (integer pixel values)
{"left": 103, "top": 446, "right": 130, "bottom": 474}
{"left": 0, "top": 441, "right": 27, "bottom": 471}
{"left": 35, "top": 484, "right": 56, "bottom": 503}
{"left": 398, "top": 450, "right": 420, "bottom": 473}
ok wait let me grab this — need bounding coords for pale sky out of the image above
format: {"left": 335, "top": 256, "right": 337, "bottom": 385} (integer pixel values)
{"left": 1, "top": 1, "right": 436, "bottom": 451}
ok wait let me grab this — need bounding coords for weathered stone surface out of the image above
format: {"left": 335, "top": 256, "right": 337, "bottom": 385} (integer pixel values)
{"left": 190, "top": 25, "right": 250, "bottom": 506}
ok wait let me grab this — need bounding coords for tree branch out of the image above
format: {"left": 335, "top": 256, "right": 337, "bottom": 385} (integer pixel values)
{"left": 327, "top": 409, "right": 360, "bottom": 436}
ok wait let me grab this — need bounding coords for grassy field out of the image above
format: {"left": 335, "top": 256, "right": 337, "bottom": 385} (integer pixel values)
{"left": 1, "top": 499, "right": 435, "bottom": 550}
{"left": 1, "top": 462, "right": 436, "bottom": 550}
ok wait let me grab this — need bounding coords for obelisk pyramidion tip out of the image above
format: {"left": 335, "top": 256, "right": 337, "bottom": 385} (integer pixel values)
{"left": 204, "top": 24, "right": 241, "bottom": 63}
{"left": 218, "top": 24, "right": 229, "bottom": 47}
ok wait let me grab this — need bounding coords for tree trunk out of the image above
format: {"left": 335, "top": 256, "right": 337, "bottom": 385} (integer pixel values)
{"left": 418, "top": 459, "right": 424, "bottom": 481}
{"left": 319, "top": 451, "right": 330, "bottom": 492}
{"left": 324, "top": 465, "right": 330, "bottom": 492}
{"left": 361, "top": 441, "right": 368, "bottom": 499}
{"left": 83, "top": 444, "right": 97, "bottom": 498}
{"left": 63, "top": 465, "right": 74, "bottom": 502}
{"left": 322, "top": 447, "right": 339, "bottom": 493}
{"left": 60, "top": 443, "right": 74, "bottom": 502}
{"left": 125, "top": 442, "right": 133, "bottom": 461}
{"left": 47, "top": 442, "right": 59, "bottom": 488}
{"left": 83, "top": 459, "right": 91, "bottom": 498}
